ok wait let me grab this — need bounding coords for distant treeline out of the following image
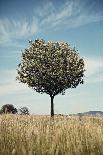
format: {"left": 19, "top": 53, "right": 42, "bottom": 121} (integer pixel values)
{"left": 0, "top": 104, "right": 29, "bottom": 115}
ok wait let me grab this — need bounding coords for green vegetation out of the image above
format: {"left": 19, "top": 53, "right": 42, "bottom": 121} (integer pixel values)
{"left": 0, "top": 115, "right": 103, "bottom": 155}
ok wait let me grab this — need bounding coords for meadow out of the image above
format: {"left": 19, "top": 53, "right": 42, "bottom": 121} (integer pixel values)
{"left": 0, "top": 114, "right": 103, "bottom": 155}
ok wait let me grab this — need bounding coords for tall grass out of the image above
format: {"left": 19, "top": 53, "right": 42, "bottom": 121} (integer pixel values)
{"left": 0, "top": 114, "right": 103, "bottom": 155}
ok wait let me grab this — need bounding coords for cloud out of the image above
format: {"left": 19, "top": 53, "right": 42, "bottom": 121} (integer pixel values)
{"left": 38, "top": 0, "right": 103, "bottom": 29}
{"left": 0, "top": 0, "right": 103, "bottom": 46}
{"left": 0, "top": 17, "right": 38, "bottom": 45}
{"left": 84, "top": 57, "right": 103, "bottom": 84}
{"left": 0, "top": 70, "right": 29, "bottom": 96}
{"left": 85, "top": 57, "right": 103, "bottom": 76}
{"left": 0, "top": 82, "right": 28, "bottom": 96}
{"left": 39, "top": 1, "right": 74, "bottom": 27}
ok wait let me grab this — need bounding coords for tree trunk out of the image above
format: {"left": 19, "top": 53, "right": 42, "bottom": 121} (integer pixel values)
{"left": 50, "top": 95, "right": 54, "bottom": 117}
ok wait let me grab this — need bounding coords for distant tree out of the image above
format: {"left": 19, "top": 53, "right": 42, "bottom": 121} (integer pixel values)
{"left": 0, "top": 109, "right": 2, "bottom": 114}
{"left": 0, "top": 104, "right": 17, "bottom": 114}
{"left": 17, "top": 39, "right": 85, "bottom": 117}
{"left": 19, "top": 107, "right": 29, "bottom": 115}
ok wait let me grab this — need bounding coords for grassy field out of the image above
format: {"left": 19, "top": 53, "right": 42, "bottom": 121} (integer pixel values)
{"left": 0, "top": 115, "right": 103, "bottom": 155}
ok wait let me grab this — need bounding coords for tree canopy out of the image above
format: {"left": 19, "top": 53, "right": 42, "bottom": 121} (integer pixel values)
{"left": 17, "top": 39, "right": 85, "bottom": 116}
{"left": 19, "top": 107, "right": 29, "bottom": 115}
{"left": 0, "top": 104, "right": 17, "bottom": 114}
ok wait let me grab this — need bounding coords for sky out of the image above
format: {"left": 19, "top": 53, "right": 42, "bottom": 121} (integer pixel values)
{"left": 0, "top": 0, "right": 103, "bottom": 115}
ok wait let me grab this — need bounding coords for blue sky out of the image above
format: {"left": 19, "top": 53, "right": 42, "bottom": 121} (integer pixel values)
{"left": 0, "top": 0, "right": 103, "bottom": 114}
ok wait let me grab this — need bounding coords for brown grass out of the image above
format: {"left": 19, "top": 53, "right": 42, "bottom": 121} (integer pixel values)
{"left": 0, "top": 114, "right": 103, "bottom": 155}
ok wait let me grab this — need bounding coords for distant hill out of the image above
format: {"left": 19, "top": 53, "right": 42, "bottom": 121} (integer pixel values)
{"left": 69, "top": 111, "right": 103, "bottom": 116}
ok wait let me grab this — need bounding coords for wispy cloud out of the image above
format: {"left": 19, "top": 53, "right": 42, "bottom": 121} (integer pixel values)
{"left": 38, "top": 0, "right": 103, "bottom": 29}
{"left": 0, "top": 17, "right": 38, "bottom": 45}
{"left": 39, "top": 1, "right": 74, "bottom": 27}
{"left": 0, "top": 82, "right": 28, "bottom": 96}
{"left": 0, "top": 0, "right": 103, "bottom": 46}
{"left": 85, "top": 57, "right": 103, "bottom": 84}
{"left": 85, "top": 57, "right": 103, "bottom": 76}
{"left": 0, "top": 70, "right": 28, "bottom": 96}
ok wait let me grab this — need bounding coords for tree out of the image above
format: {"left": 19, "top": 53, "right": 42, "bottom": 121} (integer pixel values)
{"left": 16, "top": 39, "right": 85, "bottom": 117}
{"left": 19, "top": 107, "right": 29, "bottom": 115}
{"left": 0, "top": 104, "right": 17, "bottom": 114}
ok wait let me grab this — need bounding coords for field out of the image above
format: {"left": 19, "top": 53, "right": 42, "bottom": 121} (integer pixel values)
{"left": 0, "top": 115, "right": 103, "bottom": 155}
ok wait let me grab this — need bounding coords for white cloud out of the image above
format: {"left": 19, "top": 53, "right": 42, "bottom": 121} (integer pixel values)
{"left": 0, "top": 82, "right": 28, "bottom": 96}
{"left": 85, "top": 57, "right": 103, "bottom": 76}
{"left": 0, "top": 0, "right": 103, "bottom": 46}
{"left": 2, "top": 1, "right": 91, "bottom": 39}
{"left": 0, "top": 70, "right": 28, "bottom": 96}
{"left": 38, "top": 0, "right": 103, "bottom": 29}
{"left": 40, "top": 1, "right": 74, "bottom": 27}
{"left": 0, "top": 17, "right": 38, "bottom": 45}
{"left": 84, "top": 57, "right": 103, "bottom": 84}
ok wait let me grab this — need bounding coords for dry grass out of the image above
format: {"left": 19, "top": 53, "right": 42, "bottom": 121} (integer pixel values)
{"left": 0, "top": 114, "right": 103, "bottom": 155}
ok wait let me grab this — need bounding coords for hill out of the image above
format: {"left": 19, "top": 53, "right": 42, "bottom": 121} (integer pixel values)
{"left": 70, "top": 111, "right": 103, "bottom": 116}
